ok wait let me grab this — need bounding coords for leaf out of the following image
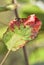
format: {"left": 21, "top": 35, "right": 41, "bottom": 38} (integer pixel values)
{"left": 2, "top": 14, "right": 41, "bottom": 51}
{"left": 0, "top": 40, "right": 7, "bottom": 55}
{"left": 3, "top": 29, "right": 25, "bottom": 51}
{"left": 19, "top": 4, "right": 43, "bottom": 18}
{"left": 3, "top": 25, "right": 32, "bottom": 51}
{"left": 0, "top": 24, "right": 8, "bottom": 39}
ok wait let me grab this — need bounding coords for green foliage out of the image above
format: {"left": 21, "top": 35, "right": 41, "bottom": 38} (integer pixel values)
{"left": 19, "top": 4, "right": 43, "bottom": 18}
{"left": 3, "top": 25, "right": 31, "bottom": 51}
{"left": 0, "top": 40, "right": 7, "bottom": 55}
{"left": 14, "top": 25, "right": 31, "bottom": 40}
{"left": 0, "top": 24, "right": 7, "bottom": 39}
{"left": 3, "top": 29, "right": 14, "bottom": 43}
{"left": 0, "top": 24, "right": 7, "bottom": 54}
{"left": 17, "top": 0, "right": 29, "bottom": 3}
{"left": 3, "top": 30, "right": 25, "bottom": 51}
{"left": 29, "top": 47, "right": 44, "bottom": 65}
{"left": 0, "top": 6, "right": 8, "bottom": 12}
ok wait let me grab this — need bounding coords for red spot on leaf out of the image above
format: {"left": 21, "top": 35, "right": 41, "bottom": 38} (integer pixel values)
{"left": 9, "top": 14, "right": 42, "bottom": 39}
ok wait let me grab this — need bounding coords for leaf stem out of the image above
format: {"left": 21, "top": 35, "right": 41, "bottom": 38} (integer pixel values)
{"left": 0, "top": 50, "right": 10, "bottom": 65}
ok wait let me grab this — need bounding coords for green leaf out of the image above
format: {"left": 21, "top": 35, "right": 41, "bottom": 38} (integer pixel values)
{"left": 14, "top": 25, "right": 32, "bottom": 40}
{"left": 0, "top": 40, "right": 7, "bottom": 55}
{"left": 3, "top": 29, "right": 25, "bottom": 51}
{"left": 3, "top": 25, "right": 32, "bottom": 51}
{"left": 17, "top": 0, "right": 29, "bottom": 3}
{"left": 0, "top": 24, "right": 8, "bottom": 39}
{"left": 19, "top": 4, "right": 43, "bottom": 18}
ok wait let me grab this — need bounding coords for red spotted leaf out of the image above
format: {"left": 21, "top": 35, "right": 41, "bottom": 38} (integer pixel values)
{"left": 3, "top": 14, "right": 42, "bottom": 51}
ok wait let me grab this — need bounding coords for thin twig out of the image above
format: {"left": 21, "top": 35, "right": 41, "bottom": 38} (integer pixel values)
{"left": 0, "top": 50, "right": 10, "bottom": 65}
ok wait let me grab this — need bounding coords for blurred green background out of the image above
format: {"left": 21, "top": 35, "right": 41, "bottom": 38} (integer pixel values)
{"left": 0, "top": 0, "right": 44, "bottom": 65}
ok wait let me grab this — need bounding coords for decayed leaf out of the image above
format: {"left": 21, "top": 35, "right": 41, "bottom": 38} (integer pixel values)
{"left": 3, "top": 14, "right": 42, "bottom": 51}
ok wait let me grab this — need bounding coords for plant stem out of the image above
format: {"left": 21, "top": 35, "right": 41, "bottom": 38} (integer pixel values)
{"left": 12, "top": 0, "right": 20, "bottom": 20}
{"left": 0, "top": 50, "right": 10, "bottom": 65}
{"left": 23, "top": 46, "right": 29, "bottom": 65}
{"left": 12, "top": 0, "right": 29, "bottom": 65}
